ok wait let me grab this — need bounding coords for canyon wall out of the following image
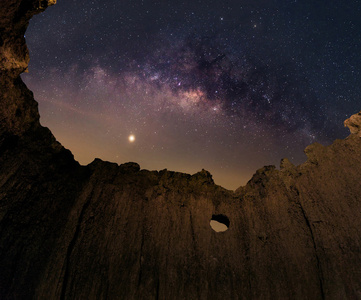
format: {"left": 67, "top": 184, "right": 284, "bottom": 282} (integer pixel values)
{"left": 1, "top": 1, "right": 361, "bottom": 299}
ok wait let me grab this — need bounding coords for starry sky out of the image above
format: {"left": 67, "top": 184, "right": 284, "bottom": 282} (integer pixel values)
{"left": 22, "top": 0, "right": 361, "bottom": 189}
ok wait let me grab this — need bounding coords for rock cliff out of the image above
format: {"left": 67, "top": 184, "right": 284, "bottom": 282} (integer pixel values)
{"left": 1, "top": 1, "right": 361, "bottom": 299}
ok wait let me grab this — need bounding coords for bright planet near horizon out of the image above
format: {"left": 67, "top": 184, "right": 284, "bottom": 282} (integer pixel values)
{"left": 129, "top": 135, "right": 135, "bottom": 143}
{"left": 21, "top": 0, "right": 361, "bottom": 190}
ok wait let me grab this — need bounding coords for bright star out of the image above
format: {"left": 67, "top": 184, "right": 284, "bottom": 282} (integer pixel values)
{"left": 128, "top": 134, "right": 135, "bottom": 142}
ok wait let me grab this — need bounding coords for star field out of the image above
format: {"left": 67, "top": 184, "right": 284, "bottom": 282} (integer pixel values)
{"left": 22, "top": 0, "right": 361, "bottom": 189}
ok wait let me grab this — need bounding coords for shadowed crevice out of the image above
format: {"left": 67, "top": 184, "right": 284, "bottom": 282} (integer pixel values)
{"left": 60, "top": 187, "right": 98, "bottom": 300}
{"left": 296, "top": 190, "right": 325, "bottom": 300}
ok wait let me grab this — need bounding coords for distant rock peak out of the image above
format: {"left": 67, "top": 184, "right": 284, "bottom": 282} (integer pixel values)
{"left": 344, "top": 111, "right": 361, "bottom": 137}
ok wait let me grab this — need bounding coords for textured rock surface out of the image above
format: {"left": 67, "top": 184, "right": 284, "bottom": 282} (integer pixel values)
{"left": 1, "top": 1, "right": 361, "bottom": 299}
{"left": 345, "top": 111, "right": 361, "bottom": 137}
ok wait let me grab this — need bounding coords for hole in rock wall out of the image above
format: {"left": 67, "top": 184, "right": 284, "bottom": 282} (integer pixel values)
{"left": 210, "top": 214, "right": 229, "bottom": 232}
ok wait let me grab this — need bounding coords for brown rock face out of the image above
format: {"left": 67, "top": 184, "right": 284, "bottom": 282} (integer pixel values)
{"left": 345, "top": 111, "right": 361, "bottom": 137}
{"left": 1, "top": 2, "right": 361, "bottom": 299}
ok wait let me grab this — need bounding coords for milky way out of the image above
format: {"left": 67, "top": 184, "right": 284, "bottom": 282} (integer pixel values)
{"left": 134, "top": 34, "right": 325, "bottom": 133}
{"left": 22, "top": 0, "right": 361, "bottom": 189}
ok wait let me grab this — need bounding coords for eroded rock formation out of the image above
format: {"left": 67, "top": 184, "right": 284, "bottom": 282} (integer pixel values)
{"left": 1, "top": 1, "right": 361, "bottom": 299}
{"left": 345, "top": 111, "right": 361, "bottom": 137}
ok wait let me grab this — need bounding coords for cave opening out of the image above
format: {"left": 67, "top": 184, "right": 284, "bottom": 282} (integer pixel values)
{"left": 209, "top": 214, "right": 229, "bottom": 232}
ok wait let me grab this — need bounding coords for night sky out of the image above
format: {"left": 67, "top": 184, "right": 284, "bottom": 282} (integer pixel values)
{"left": 22, "top": 0, "right": 361, "bottom": 189}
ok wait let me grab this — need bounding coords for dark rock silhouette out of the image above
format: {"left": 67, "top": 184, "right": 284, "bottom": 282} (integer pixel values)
{"left": 1, "top": 1, "right": 361, "bottom": 299}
